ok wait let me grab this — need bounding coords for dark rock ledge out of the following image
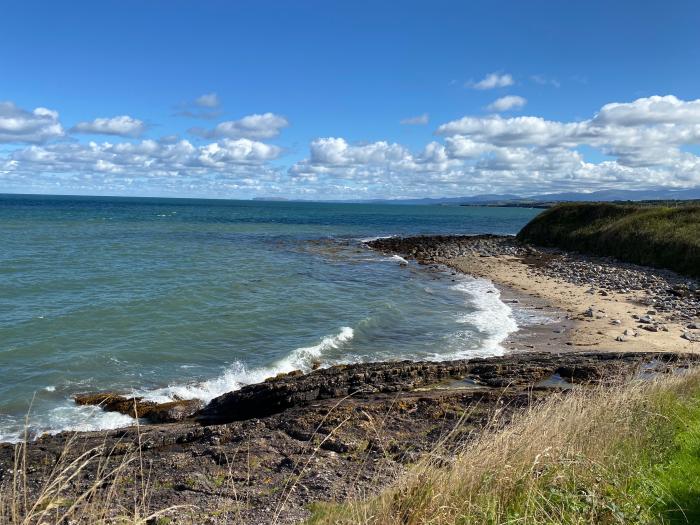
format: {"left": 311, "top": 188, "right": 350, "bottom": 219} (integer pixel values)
{"left": 4, "top": 352, "right": 699, "bottom": 524}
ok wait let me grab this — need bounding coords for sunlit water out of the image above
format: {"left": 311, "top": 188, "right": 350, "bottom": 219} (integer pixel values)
{"left": 0, "top": 195, "right": 541, "bottom": 441}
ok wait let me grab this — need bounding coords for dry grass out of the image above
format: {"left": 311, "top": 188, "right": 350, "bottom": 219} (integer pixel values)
{"left": 3, "top": 370, "right": 699, "bottom": 524}
{"left": 308, "top": 369, "right": 700, "bottom": 524}
{"left": 0, "top": 409, "right": 190, "bottom": 524}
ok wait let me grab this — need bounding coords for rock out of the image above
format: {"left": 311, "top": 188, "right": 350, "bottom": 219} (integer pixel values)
{"left": 74, "top": 393, "right": 202, "bottom": 423}
{"left": 688, "top": 323, "right": 700, "bottom": 330}
{"left": 642, "top": 325, "right": 659, "bottom": 332}
{"left": 623, "top": 329, "right": 637, "bottom": 337}
{"left": 615, "top": 336, "right": 627, "bottom": 342}
{"left": 196, "top": 352, "right": 697, "bottom": 425}
{"left": 611, "top": 319, "right": 622, "bottom": 325}
{"left": 148, "top": 400, "right": 204, "bottom": 423}
{"left": 584, "top": 307, "right": 595, "bottom": 317}
{"left": 639, "top": 315, "right": 653, "bottom": 324}
{"left": 682, "top": 332, "right": 700, "bottom": 342}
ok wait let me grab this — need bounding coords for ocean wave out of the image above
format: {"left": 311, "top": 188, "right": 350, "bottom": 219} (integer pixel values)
{"left": 139, "top": 326, "right": 355, "bottom": 404}
{"left": 358, "top": 235, "right": 394, "bottom": 243}
{"left": 449, "top": 276, "right": 518, "bottom": 358}
{"left": 0, "top": 405, "right": 137, "bottom": 444}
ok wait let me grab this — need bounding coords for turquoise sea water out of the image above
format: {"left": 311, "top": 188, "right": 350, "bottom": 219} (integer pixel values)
{"left": 0, "top": 195, "right": 541, "bottom": 441}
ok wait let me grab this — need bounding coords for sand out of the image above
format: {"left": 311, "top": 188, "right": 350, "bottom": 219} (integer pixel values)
{"left": 442, "top": 254, "right": 699, "bottom": 354}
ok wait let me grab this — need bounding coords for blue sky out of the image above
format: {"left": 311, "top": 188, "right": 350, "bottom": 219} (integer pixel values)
{"left": 1, "top": 0, "right": 699, "bottom": 199}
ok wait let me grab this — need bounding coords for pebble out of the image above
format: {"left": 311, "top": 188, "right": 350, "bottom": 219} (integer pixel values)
{"left": 368, "top": 235, "right": 700, "bottom": 325}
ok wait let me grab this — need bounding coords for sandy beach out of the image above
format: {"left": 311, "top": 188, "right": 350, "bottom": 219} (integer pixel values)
{"left": 444, "top": 253, "right": 699, "bottom": 354}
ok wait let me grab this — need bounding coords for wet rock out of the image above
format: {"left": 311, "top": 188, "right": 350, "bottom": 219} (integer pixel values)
{"left": 74, "top": 393, "right": 203, "bottom": 423}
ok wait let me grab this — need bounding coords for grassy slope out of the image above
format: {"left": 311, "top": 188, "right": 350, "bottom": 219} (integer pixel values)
{"left": 515, "top": 203, "right": 700, "bottom": 278}
{"left": 308, "top": 370, "right": 700, "bottom": 525}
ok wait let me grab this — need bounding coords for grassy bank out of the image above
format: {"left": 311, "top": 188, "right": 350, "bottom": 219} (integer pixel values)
{"left": 308, "top": 369, "right": 700, "bottom": 524}
{"left": 516, "top": 202, "right": 700, "bottom": 277}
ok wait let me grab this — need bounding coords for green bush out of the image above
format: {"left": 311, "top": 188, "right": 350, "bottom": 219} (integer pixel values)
{"left": 516, "top": 203, "right": 700, "bottom": 277}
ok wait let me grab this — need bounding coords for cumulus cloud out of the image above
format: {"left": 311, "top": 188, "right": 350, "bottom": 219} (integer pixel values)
{"left": 287, "top": 95, "right": 700, "bottom": 198}
{"left": 7, "top": 137, "right": 280, "bottom": 175}
{"left": 467, "top": 72, "right": 514, "bottom": 90}
{"left": 174, "top": 93, "right": 223, "bottom": 119}
{"left": 593, "top": 95, "right": 700, "bottom": 126}
{"left": 190, "top": 113, "right": 289, "bottom": 140}
{"left": 0, "top": 102, "right": 64, "bottom": 143}
{"left": 72, "top": 115, "right": 146, "bottom": 137}
{"left": 400, "top": 113, "right": 429, "bottom": 125}
{"left": 486, "top": 96, "right": 527, "bottom": 112}
{"left": 195, "top": 93, "right": 220, "bottom": 108}
{"left": 3, "top": 95, "right": 700, "bottom": 199}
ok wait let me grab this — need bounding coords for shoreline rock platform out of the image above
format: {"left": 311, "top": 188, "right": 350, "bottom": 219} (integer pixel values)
{"left": 3, "top": 351, "right": 699, "bottom": 524}
{"left": 3, "top": 234, "right": 700, "bottom": 523}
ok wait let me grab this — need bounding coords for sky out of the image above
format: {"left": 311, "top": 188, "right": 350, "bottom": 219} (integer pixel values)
{"left": 1, "top": 0, "right": 699, "bottom": 200}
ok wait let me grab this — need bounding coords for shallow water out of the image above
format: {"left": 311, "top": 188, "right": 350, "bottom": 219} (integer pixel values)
{"left": 0, "top": 194, "right": 541, "bottom": 441}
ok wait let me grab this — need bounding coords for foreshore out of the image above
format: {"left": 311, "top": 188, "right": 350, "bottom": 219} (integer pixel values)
{"left": 2, "top": 235, "right": 699, "bottom": 524}
{"left": 368, "top": 234, "right": 700, "bottom": 354}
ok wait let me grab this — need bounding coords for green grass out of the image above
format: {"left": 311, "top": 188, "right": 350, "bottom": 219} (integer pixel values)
{"left": 307, "top": 369, "right": 700, "bottom": 525}
{"left": 516, "top": 202, "right": 700, "bottom": 277}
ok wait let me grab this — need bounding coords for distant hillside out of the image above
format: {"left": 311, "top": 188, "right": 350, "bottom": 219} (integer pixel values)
{"left": 517, "top": 202, "right": 700, "bottom": 278}
{"left": 348, "top": 187, "right": 700, "bottom": 206}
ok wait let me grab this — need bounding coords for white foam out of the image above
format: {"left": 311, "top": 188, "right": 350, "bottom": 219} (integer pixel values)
{"left": 450, "top": 275, "right": 518, "bottom": 357}
{"left": 138, "top": 327, "right": 355, "bottom": 404}
{"left": 44, "top": 385, "right": 56, "bottom": 392}
{"left": 390, "top": 255, "right": 409, "bottom": 264}
{"left": 0, "top": 404, "right": 136, "bottom": 444}
{"left": 359, "top": 235, "right": 394, "bottom": 243}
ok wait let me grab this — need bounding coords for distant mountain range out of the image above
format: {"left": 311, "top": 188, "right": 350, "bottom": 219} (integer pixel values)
{"left": 350, "top": 187, "right": 700, "bottom": 206}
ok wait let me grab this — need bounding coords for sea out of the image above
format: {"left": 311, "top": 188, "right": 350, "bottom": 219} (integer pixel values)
{"left": 0, "top": 194, "right": 542, "bottom": 442}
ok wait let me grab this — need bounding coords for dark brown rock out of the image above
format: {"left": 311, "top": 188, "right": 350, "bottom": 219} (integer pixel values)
{"left": 74, "top": 393, "right": 202, "bottom": 423}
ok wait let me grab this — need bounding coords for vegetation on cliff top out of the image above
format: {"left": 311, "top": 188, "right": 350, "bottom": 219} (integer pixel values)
{"left": 309, "top": 368, "right": 700, "bottom": 525}
{"left": 516, "top": 202, "right": 700, "bottom": 277}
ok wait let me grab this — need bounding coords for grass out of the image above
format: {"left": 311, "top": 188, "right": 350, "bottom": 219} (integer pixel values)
{"left": 3, "top": 370, "right": 700, "bottom": 524}
{"left": 0, "top": 411, "right": 190, "bottom": 524}
{"left": 307, "top": 368, "right": 700, "bottom": 525}
{"left": 516, "top": 202, "right": 700, "bottom": 277}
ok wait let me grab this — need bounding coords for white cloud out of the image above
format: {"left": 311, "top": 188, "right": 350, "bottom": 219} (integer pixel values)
{"left": 7, "top": 137, "right": 281, "bottom": 180}
{"left": 400, "top": 113, "right": 429, "bottom": 125}
{"left": 72, "top": 115, "right": 146, "bottom": 137}
{"left": 486, "top": 95, "right": 527, "bottom": 112}
{"left": 174, "top": 93, "right": 222, "bottom": 119}
{"left": 286, "top": 95, "right": 700, "bottom": 198}
{"left": 593, "top": 95, "right": 700, "bottom": 126}
{"left": 467, "top": 72, "right": 514, "bottom": 90}
{"left": 195, "top": 93, "right": 220, "bottom": 108}
{"left": 3, "top": 95, "right": 700, "bottom": 199}
{"left": 530, "top": 75, "right": 561, "bottom": 88}
{"left": 0, "top": 102, "right": 64, "bottom": 143}
{"left": 191, "top": 113, "right": 289, "bottom": 140}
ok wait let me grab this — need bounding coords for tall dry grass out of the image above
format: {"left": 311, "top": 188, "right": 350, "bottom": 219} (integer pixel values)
{"left": 0, "top": 411, "right": 189, "bottom": 524}
{"left": 309, "top": 368, "right": 700, "bottom": 524}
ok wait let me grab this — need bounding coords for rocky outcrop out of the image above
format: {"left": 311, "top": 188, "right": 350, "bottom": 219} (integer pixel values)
{"left": 5, "top": 352, "right": 699, "bottom": 525}
{"left": 74, "top": 393, "right": 203, "bottom": 423}
{"left": 196, "top": 352, "right": 694, "bottom": 424}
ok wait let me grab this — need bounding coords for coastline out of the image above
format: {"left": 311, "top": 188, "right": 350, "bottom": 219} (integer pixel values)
{"left": 369, "top": 235, "right": 699, "bottom": 355}
{"left": 2, "top": 234, "right": 699, "bottom": 524}
{"left": 444, "top": 253, "right": 698, "bottom": 353}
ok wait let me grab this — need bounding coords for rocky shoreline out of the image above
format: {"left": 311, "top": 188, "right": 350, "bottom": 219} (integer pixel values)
{"left": 368, "top": 235, "right": 700, "bottom": 337}
{"left": 3, "top": 234, "right": 700, "bottom": 523}
{"left": 3, "top": 351, "right": 699, "bottom": 524}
